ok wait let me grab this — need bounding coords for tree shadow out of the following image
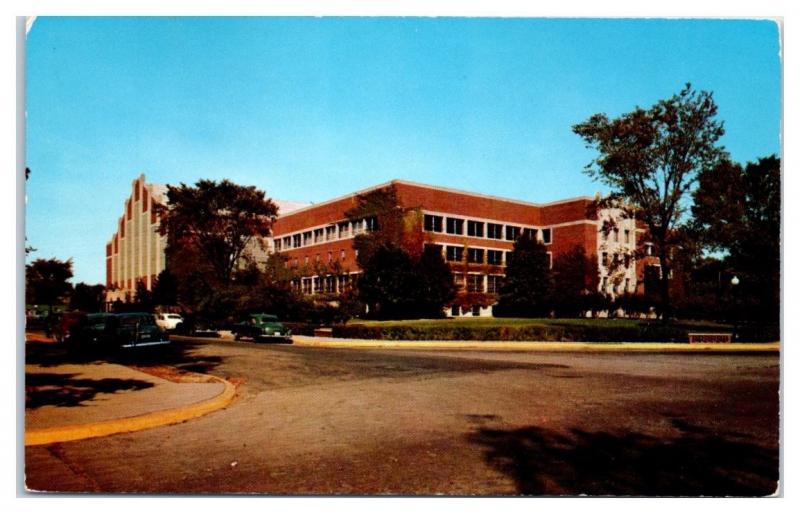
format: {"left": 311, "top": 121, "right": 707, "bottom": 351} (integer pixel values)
{"left": 25, "top": 341, "right": 224, "bottom": 376}
{"left": 468, "top": 421, "right": 778, "bottom": 496}
{"left": 25, "top": 373, "right": 154, "bottom": 409}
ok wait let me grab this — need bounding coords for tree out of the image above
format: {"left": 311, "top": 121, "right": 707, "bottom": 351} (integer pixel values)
{"left": 495, "top": 235, "right": 553, "bottom": 317}
{"left": 573, "top": 84, "right": 726, "bottom": 319}
{"left": 69, "top": 282, "right": 105, "bottom": 312}
{"left": 134, "top": 280, "right": 154, "bottom": 312}
{"left": 691, "top": 155, "right": 780, "bottom": 323}
{"left": 26, "top": 258, "right": 74, "bottom": 315}
{"left": 551, "top": 245, "right": 598, "bottom": 317}
{"left": 151, "top": 269, "right": 178, "bottom": 308}
{"left": 158, "top": 179, "right": 279, "bottom": 286}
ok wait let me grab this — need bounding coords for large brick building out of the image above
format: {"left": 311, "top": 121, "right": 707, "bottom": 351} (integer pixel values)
{"left": 106, "top": 176, "right": 649, "bottom": 315}
{"left": 272, "top": 180, "right": 643, "bottom": 316}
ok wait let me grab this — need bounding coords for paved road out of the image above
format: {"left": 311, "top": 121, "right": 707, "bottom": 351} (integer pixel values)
{"left": 24, "top": 340, "right": 780, "bottom": 495}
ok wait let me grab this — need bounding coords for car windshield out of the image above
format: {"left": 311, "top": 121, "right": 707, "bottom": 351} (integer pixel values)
{"left": 167, "top": 314, "right": 182, "bottom": 319}
{"left": 258, "top": 315, "right": 279, "bottom": 322}
{"left": 119, "top": 315, "right": 155, "bottom": 326}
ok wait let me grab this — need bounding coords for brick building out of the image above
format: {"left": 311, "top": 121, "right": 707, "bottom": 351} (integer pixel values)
{"left": 272, "top": 180, "right": 643, "bottom": 317}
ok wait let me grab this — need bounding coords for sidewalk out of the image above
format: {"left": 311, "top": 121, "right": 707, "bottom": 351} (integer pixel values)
{"left": 291, "top": 335, "right": 780, "bottom": 352}
{"left": 25, "top": 336, "right": 235, "bottom": 445}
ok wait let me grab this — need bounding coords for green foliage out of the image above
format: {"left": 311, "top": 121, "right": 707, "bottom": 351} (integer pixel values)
{"left": 551, "top": 245, "right": 599, "bottom": 316}
{"left": 160, "top": 179, "right": 279, "bottom": 285}
{"left": 332, "top": 321, "right": 704, "bottom": 343}
{"left": 133, "top": 280, "right": 154, "bottom": 312}
{"left": 69, "top": 282, "right": 105, "bottom": 312}
{"left": 26, "top": 258, "right": 74, "bottom": 313}
{"left": 356, "top": 243, "right": 456, "bottom": 320}
{"left": 151, "top": 269, "right": 178, "bottom": 307}
{"left": 573, "top": 84, "right": 727, "bottom": 318}
{"left": 691, "top": 155, "right": 780, "bottom": 323}
{"left": 495, "top": 235, "right": 553, "bottom": 317}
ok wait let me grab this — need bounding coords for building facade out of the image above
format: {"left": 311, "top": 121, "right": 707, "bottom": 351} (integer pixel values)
{"left": 271, "top": 180, "right": 644, "bottom": 316}
{"left": 105, "top": 174, "right": 168, "bottom": 304}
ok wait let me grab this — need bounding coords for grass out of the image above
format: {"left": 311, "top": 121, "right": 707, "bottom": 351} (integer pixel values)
{"left": 347, "top": 317, "right": 733, "bottom": 332}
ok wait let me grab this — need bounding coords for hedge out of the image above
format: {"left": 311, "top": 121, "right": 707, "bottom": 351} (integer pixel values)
{"left": 330, "top": 323, "right": 693, "bottom": 342}
{"left": 283, "top": 322, "right": 318, "bottom": 336}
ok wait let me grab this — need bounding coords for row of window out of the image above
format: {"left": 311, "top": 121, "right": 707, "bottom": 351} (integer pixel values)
{"left": 601, "top": 252, "right": 633, "bottom": 270}
{"left": 452, "top": 273, "right": 504, "bottom": 294}
{"left": 600, "top": 227, "right": 633, "bottom": 245}
{"left": 430, "top": 244, "right": 552, "bottom": 267}
{"left": 424, "top": 214, "right": 552, "bottom": 244}
{"left": 292, "top": 273, "right": 358, "bottom": 294}
{"left": 286, "top": 249, "right": 355, "bottom": 268}
{"left": 274, "top": 217, "right": 377, "bottom": 252}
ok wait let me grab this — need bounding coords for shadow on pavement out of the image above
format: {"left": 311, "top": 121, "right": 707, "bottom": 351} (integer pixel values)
{"left": 25, "top": 373, "right": 155, "bottom": 409}
{"left": 468, "top": 421, "right": 778, "bottom": 496}
{"left": 26, "top": 340, "right": 224, "bottom": 376}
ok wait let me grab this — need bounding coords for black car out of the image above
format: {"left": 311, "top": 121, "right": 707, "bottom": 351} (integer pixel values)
{"left": 65, "top": 312, "right": 115, "bottom": 351}
{"left": 111, "top": 313, "right": 171, "bottom": 349}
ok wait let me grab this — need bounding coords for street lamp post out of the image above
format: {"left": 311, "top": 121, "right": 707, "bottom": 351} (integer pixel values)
{"left": 731, "top": 275, "right": 740, "bottom": 342}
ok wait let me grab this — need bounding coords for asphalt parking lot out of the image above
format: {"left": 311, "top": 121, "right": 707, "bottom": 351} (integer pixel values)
{"left": 24, "top": 339, "right": 780, "bottom": 495}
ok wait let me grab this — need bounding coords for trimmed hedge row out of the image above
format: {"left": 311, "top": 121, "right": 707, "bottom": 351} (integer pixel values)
{"left": 283, "top": 322, "right": 318, "bottom": 336}
{"left": 330, "top": 323, "right": 692, "bottom": 342}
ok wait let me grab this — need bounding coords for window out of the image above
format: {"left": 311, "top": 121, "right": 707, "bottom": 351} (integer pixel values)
{"left": 646, "top": 243, "right": 654, "bottom": 256}
{"left": 365, "top": 216, "right": 378, "bottom": 232}
{"left": 274, "top": 239, "right": 282, "bottom": 252}
{"left": 547, "top": 252, "right": 553, "bottom": 269}
{"left": 340, "top": 249, "right": 346, "bottom": 261}
{"left": 314, "top": 228, "right": 324, "bottom": 243}
{"left": 424, "top": 214, "right": 443, "bottom": 232}
{"left": 303, "top": 231, "right": 312, "bottom": 246}
{"left": 324, "top": 275, "right": 336, "bottom": 293}
{"left": 523, "top": 228, "right": 537, "bottom": 240}
{"left": 624, "top": 254, "right": 631, "bottom": 269}
{"left": 283, "top": 236, "right": 291, "bottom": 249}
{"left": 487, "top": 250, "right": 503, "bottom": 265}
{"left": 542, "top": 228, "right": 552, "bottom": 244}
{"left": 601, "top": 276, "right": 608, "bottom": 292}
{"left": 339, "top": 274, "right": 351, "bottom": 291}
{"left": 451, "top": 305, "right": 459, "bottom": 317}
{"left": 302, "top": 278, "right": 312, "bottom": 294}
{"left": 505, "top": 251, "right": 513, "bottom": 265}
{"left": 467, "top": 274, "right": 484, "bottom": 293}
{"left": 446, "top": 245, "right": 464, "bottom": 262}
{"left": 612, "top": 228, "right": 619, "bottom": 243}
{"left": 326, "top": 225, "right": 337, "bottom": 241}
{"left": 467, "top": 220, "right": 484, "bottom": 237}
{"left": 505, "top": 225, "right": 521, "bottom": 241}
{"left": 313, "top": 276, "right": 322, "bottom": 294}
{"left": 487, "top": 223, "right": 503, "bottom": 239}
{"left": 487, "top": 275, "right": 503, "bottom": 294}
{"left": 624, "top": 229, "right": 631, "bottom": 245}
{"left": 446, "top": 217, "right": 464, "bottom": 235}
{"left": 467, "top": 248, "right": 484, "bottom": 264}
{"left": 453, "top": 273, "right": 465, "bottom": 289}
{"left": 602, "top": 252, "right": 609, "bottom": 268}
{"left": 352, "top": 220, "right": 364, "bottom": 235}
{"left": 426, "top": 243, "right": 443, "bottom": 256}
{"left": 338, "top": 222, "right": 350, "bottom": 238}
{"left": 471, "top": 305, "right": 481, "bottom": 316}
{"left": 293, "top": 234, "right": 302, "bottom": 248}
{"left": 625, "top": 278, "right": 631, "bottom": 292}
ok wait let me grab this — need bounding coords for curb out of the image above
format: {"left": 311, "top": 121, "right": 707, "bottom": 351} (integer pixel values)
{"left": 292, "top": 337, "right": 780, "bottom": 353}
{"left": 25, "top": 375, "right": 236, "bottom": 447}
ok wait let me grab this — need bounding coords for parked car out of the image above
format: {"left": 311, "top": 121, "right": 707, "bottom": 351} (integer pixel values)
{"left": 108, "top": 312, "right": 171, "bottom": 349}
{"left": 155, "top": 313, "right": 184, "bottom": 332}
{"left": 52, "top": 311, "right": 85, "bottom": 343}
{"left": 64, "top": 312, "right": 115, "bottom": 352}
{"left": 232, "top": 313, "right": 292, "bottom": 343}
{"left": 173, "top": 315, "right": 221, "bottom": 338}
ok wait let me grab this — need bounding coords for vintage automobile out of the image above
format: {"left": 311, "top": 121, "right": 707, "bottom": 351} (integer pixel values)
{"left": 231, "top": 313, "right": 292, "bottom": 343}
{"left": 64, "top": 312, "right": 115, "bottom": 351}
{"left": 155, "top": 313, "right": 184, "bottom": 332}
{"left": 107, "top": 312, "right": 171, "bottom": 349}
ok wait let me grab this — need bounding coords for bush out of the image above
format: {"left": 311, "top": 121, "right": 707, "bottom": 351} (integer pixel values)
{"left": 331, "top": 322, "right": 694, "bottom": 342}
{"left": 282, "top": 322, "right": 319, "bottom": 336}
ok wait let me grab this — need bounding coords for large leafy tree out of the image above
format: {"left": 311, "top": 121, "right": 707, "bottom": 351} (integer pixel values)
{"left": 69, "top": 282, "right": 105, "bottom": 312}
{"left": 26, "top": 258, "right": 74, "bottom": 315}
{"left": 573, "top": 84, "right": 726, "bottom": 318}
{"left": 158, "top": 179, "right": 279, "bottom": 286}
{"left": 495, "top": 235, "right": 552, "bottom": 317}
{"left": 551, "top": 245, "right": 599, "bottom": 317}
{"left": 691, "top": 155, "right": 780, "bottom": 323}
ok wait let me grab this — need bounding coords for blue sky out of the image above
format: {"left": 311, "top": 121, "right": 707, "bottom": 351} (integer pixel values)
{"left": 25, "top": 17, "right": 781, "bottom": 285}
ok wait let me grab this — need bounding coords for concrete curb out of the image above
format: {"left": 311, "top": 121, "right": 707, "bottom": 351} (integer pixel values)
{"left": 292, "top": 336, "right": 780, "bottom": 353}
{"left": 25, "top": 375, "right": 236, "bottom": 447}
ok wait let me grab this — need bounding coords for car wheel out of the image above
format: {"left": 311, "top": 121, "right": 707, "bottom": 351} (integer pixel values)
{"left": 234, "top": 333, "right": 241, "bottom": 341}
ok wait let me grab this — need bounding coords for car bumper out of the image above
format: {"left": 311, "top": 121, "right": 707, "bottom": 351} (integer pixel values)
{"left": 120, "top": 339, "right": 171, "bottom": 348}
